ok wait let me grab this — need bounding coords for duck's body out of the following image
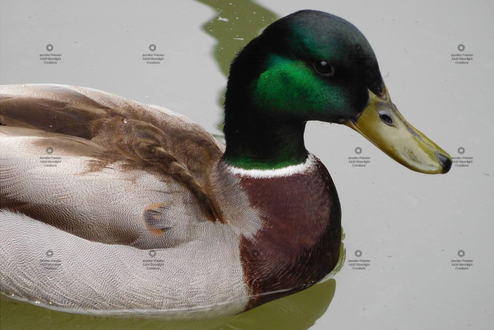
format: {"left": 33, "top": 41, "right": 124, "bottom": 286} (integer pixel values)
{"left": 0, "top": 10, "right": 450, "bottom": 319}
{"left": 0, "top": 84, "right": 340, "bottom": 318}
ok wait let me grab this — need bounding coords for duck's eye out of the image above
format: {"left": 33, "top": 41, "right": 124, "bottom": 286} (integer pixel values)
{"left": 379, "top": 112, "right": 394, "bottom": 126}
{"left": 314, "top": 60, "right": 334, "bottom": 76}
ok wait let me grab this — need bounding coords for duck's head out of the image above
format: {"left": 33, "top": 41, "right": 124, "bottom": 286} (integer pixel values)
{"left": 224, "top": 10, "right": 451, "bottom": 174}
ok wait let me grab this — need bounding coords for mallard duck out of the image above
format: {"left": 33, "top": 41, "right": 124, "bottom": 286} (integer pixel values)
{"left": 0, "top": 10, "right": 451, "bottom": 319}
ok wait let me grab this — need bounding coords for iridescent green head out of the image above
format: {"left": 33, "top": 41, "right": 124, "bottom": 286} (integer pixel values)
{"left": 224, "top": 10, "right": 451, "bottom": 173}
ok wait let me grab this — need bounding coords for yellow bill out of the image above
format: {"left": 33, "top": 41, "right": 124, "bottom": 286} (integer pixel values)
{"left": 345, "top": 87, "right": 451, "bottom": 174}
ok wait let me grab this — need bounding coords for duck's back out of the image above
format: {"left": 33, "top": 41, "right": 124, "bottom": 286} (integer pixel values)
{"left": 0, "top": 84, "right": 225, "bottom": 193}
{"left": 0, "top": 84, "right": 227, "bottom": 240}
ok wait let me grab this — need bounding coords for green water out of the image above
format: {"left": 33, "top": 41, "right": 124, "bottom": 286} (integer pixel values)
{"left": 0, "top": 278, "right": 336, "bottom": 330}
{"left": 197, "top": 0, "right": 277, "bottom": 77}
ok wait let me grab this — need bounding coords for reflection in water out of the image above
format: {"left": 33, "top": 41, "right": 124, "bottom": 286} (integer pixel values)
{"left": 0, "top": 280, "right": 336, "bottom": 330}
{"left": 195, "top": 0, "right": 278, "bottom": 136}
{"left": 195, "top": 0, "right": 277, "bottom": 77}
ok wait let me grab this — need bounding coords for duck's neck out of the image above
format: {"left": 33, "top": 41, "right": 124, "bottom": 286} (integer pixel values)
{"left": 223, "top": 108, "right": 308, "bottom": 170}
{"left": 222, "top": 40, "right": 309, "bottom": 170}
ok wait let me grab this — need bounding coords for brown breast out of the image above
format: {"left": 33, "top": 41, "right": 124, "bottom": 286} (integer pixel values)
{"left": 238, "top": 159, "right": 341, "bottom": 309}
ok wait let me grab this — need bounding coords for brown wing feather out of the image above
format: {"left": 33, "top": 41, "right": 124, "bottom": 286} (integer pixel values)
{"left": 0, "top": 84, "right": 225, "bottom": 223}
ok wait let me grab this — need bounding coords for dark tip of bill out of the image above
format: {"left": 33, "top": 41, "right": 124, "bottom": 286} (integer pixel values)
{"left": 437, "top": 153, "right": 452, "bottom": 174}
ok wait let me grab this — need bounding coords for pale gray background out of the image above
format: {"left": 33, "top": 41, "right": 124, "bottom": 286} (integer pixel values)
{"left": 1, "top": 0, "right": 493, "bottom": 329}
